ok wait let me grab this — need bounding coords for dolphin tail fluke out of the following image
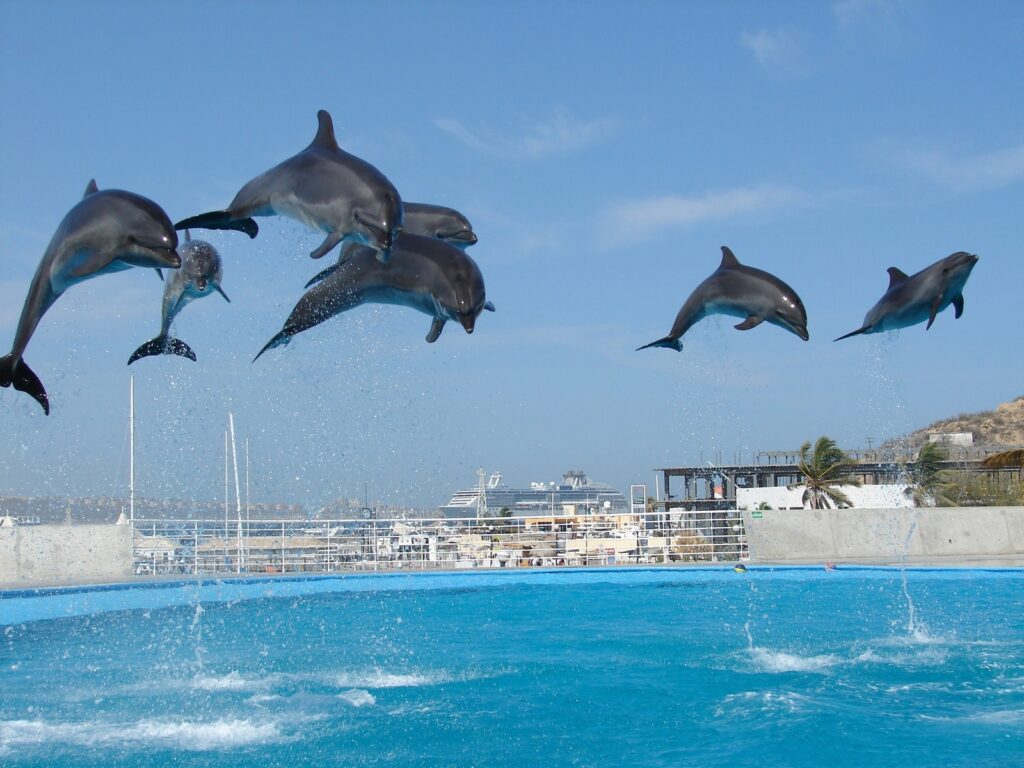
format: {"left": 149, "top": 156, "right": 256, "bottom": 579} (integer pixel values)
{"left": 174, "top": 211, "right": 259, "bottom": 239}
{"left": 304, "top": 263, "right": 340, "bottom": 289}
{"left": 636, "top": 337, "right": 683, "bottom": 352}
{"left": 834, "top": 327, "right": 868, "bottom": 342}
{"left": 127, "top": 335, "right": 197, "bottom": 365}
{"left": 0, "top": 355, "right": 50, "bottom": 415}
{"left": 253, "top": 332, "right": 291, "bottom": 362}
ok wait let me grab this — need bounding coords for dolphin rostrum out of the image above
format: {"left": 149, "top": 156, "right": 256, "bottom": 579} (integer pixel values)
{"left": 637, "top": 246, "right": 809, "bottom": 352}
{"left": 835, "top": 251, "right": 979, "bottom": 341}
{"left": 128, "top": 230, "right": 230, "bottom": 365}
{"left": 302, "top": 201, "right": 477, "bottom": 289}
{"left": 174, "top": 110, "right": 404, "bottom": 261}
{"left": 254, "top": 233, "right": 494, "bottom": 360}
{"left": 0, "top": 180, "right": 180, "bottom": 414}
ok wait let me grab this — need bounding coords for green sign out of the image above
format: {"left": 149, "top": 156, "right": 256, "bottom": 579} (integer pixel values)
{"left": 751, "top": 510, "right": 763, "bottom": 519}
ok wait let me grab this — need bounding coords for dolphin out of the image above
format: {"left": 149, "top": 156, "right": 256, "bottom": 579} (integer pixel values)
{"left": 835, "top": 251, "right": 979, "bottom": 341}
{"left": 174, "top": 110, "right": 404, "bottom": 262}
{"left": 254, "top": 232, "right": 494, "bottom": 360}
{"left": 0, "top": 180, "right": 180, "bottom": 414}
{"left": 302, "top": 202, "right": 477, "bottom": 289}
{"left": 128, "top": 231, "right": 231, "bottom": 365}
{"left": 637, "top": 246, "right": 809, "bottom": 352}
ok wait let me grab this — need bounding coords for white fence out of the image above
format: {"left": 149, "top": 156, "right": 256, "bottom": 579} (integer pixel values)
{"left": 132, "top": 511, "right": 747, "bottom": 575}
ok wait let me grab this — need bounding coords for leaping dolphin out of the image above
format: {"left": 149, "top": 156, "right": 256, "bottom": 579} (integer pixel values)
{"left": 0, "top": 180, "right": 180, "bottom": 414}
{"left": 303, "top": 201, "right": 477, "bottom": 289}
{"left": 638, "top": 246, "right": 809, "bottom": 352}
{"left": 175, "top": 109, "right": 404, "bottom": 261}
{"left": 128, "top": 231, "right": 230, "bottom": 365}
{"left": 254, "top": 232, "right": 493, "bottom": 360}
{"left": 835, "top": 251, "right": 979, "bottom": 341}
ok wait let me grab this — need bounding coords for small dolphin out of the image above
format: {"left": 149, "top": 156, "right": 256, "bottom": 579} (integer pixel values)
{"left": 637, "top": 246, "right": 809, "bottom": 352}
{"left": 254, "top": 233, "right": 494, "bottom": 360}
{"left": 835, "top": 251, "right": 979, "bottom": 340}
{"left": 403, "top": 203, "right": 477, "bottom": 248}
{"left": 175, "top": 110, "right": 404, "bottom": 261}
{"left": 128, "top": 231, "right": 230, "bottom": 365}
{"left": 0, "top": 180, "right": 180, "bottom": 414}
{"left": 302, "top": 202, "right": 477, "bottom": 289}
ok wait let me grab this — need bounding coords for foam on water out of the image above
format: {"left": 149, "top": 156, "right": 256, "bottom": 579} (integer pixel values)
{"left": 337, "top": 689, "right": 376, "bottom": 707}
{"left": 747, "top": 647, "right": 841, "bottom": 674}
{"left": 0, "top": 716, "right": 287, "bottom": 754}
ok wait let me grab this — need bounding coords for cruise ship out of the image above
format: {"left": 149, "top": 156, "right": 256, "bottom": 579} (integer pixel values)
{"left": 439, "top": 470, "right": 631, "bottom": 519}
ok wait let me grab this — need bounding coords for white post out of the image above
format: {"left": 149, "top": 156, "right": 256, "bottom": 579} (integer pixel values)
{"left": 129, "top": 375, "right": 135, "bottom": 527}
{"left": 245, "top": 438, "right": 250, "bottom": 526}
{"left": 224, "top": 430, "right": 229, "bottom": 570}
{"left": 229, "top": 413, "right": 243, "bottom": 574}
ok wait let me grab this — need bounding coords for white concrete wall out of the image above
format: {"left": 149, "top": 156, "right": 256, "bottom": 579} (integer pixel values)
{"left": 0, "top": 524, "right": 133, "bottom": 587}
{"left": 737, "top": 483, "right": 914, "bottom": 511}
{"left": 744, "top": 506, "right": 1024, "bottom": 565}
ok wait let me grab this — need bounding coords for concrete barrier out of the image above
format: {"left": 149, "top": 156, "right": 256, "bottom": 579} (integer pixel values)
{"left": 743, "top": 506, "right": 1024, "bottom": 566}
{"left": 0, "top": 524, "right": 133, "bottom": 587}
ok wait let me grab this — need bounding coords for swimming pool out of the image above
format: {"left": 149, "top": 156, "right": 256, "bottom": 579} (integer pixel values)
{"left": 2, "top": 567, "right": 1022, "bottom": 766}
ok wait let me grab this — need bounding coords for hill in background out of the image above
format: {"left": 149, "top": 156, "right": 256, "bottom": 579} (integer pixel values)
{"left": 904, "top": 396, "right": 1024, "bottom": 448}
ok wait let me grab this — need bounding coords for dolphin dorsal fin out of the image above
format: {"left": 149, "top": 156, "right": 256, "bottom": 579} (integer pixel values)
{"left": 886, "top": 267, "right": 910, "bottom": 288}
{"left": 312, "top": 110, "right": 339, "bottom": 150}
{"left": 720, "top": 246, "right": 740, "bottom": 268}
{"left": 83, "top": 179, "right": 99, "bottom": 198}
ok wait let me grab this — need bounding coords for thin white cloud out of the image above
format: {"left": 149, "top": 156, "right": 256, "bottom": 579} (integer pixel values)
{"left": 904, "top": 143, "right": 1024, "bottom": 192}
{"left": 740, "top": 27, "right": 806, "bottom": 77}
{"left": 607, "top": 185, "right": 805, "bottom": 242}
{"left": 433, "top": 108, "right": 617, "bottom": 160}
{"left": 834, "top": 0, "right": 898, "bottom": 29}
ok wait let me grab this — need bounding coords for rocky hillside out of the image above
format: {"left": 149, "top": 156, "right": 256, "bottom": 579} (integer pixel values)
{"left": 906, "top": 396, "right": 1024, "bottom": 447}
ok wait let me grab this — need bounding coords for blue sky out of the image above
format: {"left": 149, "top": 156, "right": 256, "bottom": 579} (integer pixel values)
{"left": 1, "top": 1, "right": 1022, "bottom": 510}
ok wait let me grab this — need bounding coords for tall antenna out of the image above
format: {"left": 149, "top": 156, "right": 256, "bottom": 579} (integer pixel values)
{"left": 129, "top": 375, "right": 135, "bottom": 527}
{"left": 476, "top": 468, "right": 488, "bottom": 521}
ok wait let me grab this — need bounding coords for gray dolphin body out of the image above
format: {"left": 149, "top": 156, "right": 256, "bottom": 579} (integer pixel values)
{"left": 128, "top": 232, "right": 230, "bottom": 364}
{"left": 175, "top": 110, "right": 404, "bottom": 261}
{"left": 254, "top": 232, "right": 493, "bottom": 360}
{"left": 835, "top": 251, "right": 979, "bottom": 341}
{"left": 303, "top": 202, "right": 476, "bottom": 289}
{"left": 638, "top": 246, "right": 809, "bottom": 352}
{"left": 0, "top": 180, "right": 180, "bottom": 414}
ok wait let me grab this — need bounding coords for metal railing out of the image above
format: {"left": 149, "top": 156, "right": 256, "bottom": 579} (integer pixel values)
{"left": 131, "top": 511, "right": 747, "bottom": 576}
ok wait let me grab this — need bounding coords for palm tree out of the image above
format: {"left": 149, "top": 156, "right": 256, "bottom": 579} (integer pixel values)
{"left": 790, "top": 436, "right": 861, "bottom": 509}
{"left": 908, "top": 441, "right": 954, "bottom": 506}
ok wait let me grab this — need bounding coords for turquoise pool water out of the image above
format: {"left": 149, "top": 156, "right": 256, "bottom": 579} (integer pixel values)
{"left": 2, "top": 567, "right": 1022, "bottom": 766}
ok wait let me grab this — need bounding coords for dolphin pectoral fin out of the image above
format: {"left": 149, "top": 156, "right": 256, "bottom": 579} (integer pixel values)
{"left": 310, "top": 231, "right": 344, "bottom": 260}
{"left": 426, "top": 318, "right": 446, "bottom": 343}
{"left": 926, "top": 296, "right": 942, "bottom": 330}
{"left": 636, "top": 336, "right": 683, "bottom": 352}
{"left": 834, "top": 327, "right": 868, "bottom": 341}
{"left": 484, "top": 301, "right": 496, "bottom": 312}
{"left": 952, "top": 294, "right": 964, "bottom": 319}
{"left": 304, "top": 263, "right": 340, "bottom": 289}
{"left": 215, "top": 285, "right": 231, "bottom": 303}
{"left": 734, "top": 315, "right": 763, "bottom": 331}
{"left": 0, "top": 355, "right": 50, "bottom": 415}
{"left": 253, "top": 331, "right": 291, "bottom": 362}
{"left": 174, "top": 211, "right": 259, "bottom": 239}
{"left": 155, "top": 268, "right": 164, "bottom": 281}
{"left": 127, "top": 335, "right": 197, "bottom": 365}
